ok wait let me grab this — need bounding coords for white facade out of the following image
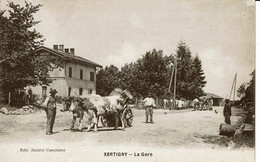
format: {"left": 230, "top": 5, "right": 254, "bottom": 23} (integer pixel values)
{"left": 28, "top": 46, "right": 101, "bottom": 98}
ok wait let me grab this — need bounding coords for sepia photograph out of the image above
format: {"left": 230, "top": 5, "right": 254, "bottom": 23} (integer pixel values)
{"left": 0, "top": 0, "right": 256, "bottom": 161}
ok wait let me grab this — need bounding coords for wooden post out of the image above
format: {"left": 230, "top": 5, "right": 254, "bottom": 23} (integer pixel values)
{"left": 173, "top": 59, "right": 177, "bottom": 110}
{"left": 229, "top": 73, "right": 237, "bottom": 104}
{"left": 8, "top": 92, "right": 11, "bottom": 105}
{"left": 135, "top": 98, "right": 138, "bottom": 109}
{"left": 168, "top": 63, "right": 175, "bottom": 93}
{"left": 229, "top": 73, "right": 236, "bottom": 100}
{"left": 156, "top": 98, "right": 158, "bottom": 109}
{"left": 229, "top": 75, "right": 234, "bottom": 101}
{"left": 233, "top": 73, "right": 237, "bottom": 104}
{"left": 168, "top": 62, "right": 175, "bottom": 110}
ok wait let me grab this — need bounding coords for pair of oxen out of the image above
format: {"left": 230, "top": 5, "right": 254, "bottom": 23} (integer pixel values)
{"left": 62, "top": 94, "right": 129, "bottom": 132}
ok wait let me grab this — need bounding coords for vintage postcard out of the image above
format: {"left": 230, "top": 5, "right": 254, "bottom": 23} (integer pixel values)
{"left": 0, "top": 0, "right": 256, "bottom": 161}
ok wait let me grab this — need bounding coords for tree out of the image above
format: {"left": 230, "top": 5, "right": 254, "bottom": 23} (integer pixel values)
{"left": 96, "top": 65, "right": 120, "bottom": 96}
{"left": 172, "top": 42, "right": 207, "bottom": 100}
{"left": 0, "top": 2, "right": 52, "bottom": 104}
{"left": 190, "top": 54, "right": 207, "bottom": 98}
{"left": 237, "top": 70, "right": 255, "bottom": 107}
{"left": 118, "top": 62, "right": 137, "bottom": 95}
{"left": 175, "top": 41, "right": 194, "bottom": 100}
{"left": 244, "top": 70, "right": 255, "bottom": 103}
{"left": 96, "top": 42, "right": 207, "bottom": 100}
{"left": 237, "top": 83, "right": 246, "bottom": 99}
{"left": 133, "top": 49, "right": 168, "bottom": 97}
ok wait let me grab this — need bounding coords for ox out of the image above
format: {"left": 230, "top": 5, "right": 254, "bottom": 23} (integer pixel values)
{"left": 69, "top": 98, "right": 96, "bottom": 132}
{"left": 69, "top": 95, "right": 128, "bottom": 132}
{"left": 60, "top": 97, "right": 74, "bottom": 112}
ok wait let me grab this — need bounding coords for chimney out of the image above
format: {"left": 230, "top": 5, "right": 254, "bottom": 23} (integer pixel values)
{"left": 70, "top": 48, "right": 75, "bottom": 55}
{"left": 59, "top": 45, "right": 64, "bottom": 52}
{"left": 64, "top": 48, "right": 69, "bottom": 53}
{"left": 53, "top": 45, "right": 58, "bottom": 50}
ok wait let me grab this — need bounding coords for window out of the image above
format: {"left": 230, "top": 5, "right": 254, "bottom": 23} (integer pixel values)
{"left": 80, "top": 69, "right": 83, "bottom": 80}
{"left": 42, "top": 86, "right": 47, "bottom": 98}
{"left": 79, "top": 88, "right": 83, "bottom": 96}
{"left": 69, "top": 67, "right": 72, "bottom": 78}
{"left": 88, "top": 89, "right": 92, "bottom": 94}
{"left": 90, "top": 72, "right": 94, "bottom": 81}
{"left": 68, "top": 87, "right": 71, "bottom": 97}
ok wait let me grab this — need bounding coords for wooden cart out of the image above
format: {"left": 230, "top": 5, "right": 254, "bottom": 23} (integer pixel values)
{"left": 100, "top": 107, "right": 133, "bottom": 127}
{"left": 100, "top": 88, "right": 134, "bottom": 128}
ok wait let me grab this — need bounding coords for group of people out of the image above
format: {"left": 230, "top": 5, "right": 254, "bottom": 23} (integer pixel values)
{"left": 193, "top": 97, "right": 213, "bottom": 111}
{"left": 142, "top": 95, "right": 233, "bottom": 126}
{"left": 194, "top": 97, "right": 232, "bottom": 124}
{"left": 41, "top": 88, "right": 232, "bottom": 135}
{"left": 42, "top": 89, "right": 156, "bottom": 135}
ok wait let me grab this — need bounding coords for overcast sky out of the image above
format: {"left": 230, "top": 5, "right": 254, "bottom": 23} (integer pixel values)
{"left": 1, "top": 0, "right": 256, "bottom": 99}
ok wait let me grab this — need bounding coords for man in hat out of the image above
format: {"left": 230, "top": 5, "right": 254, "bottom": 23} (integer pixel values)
{"left": 223, "top": 99, "right": 232, "bottom": 124}
{"left": 44, "top": 88, "right": 58, "bottom": 135}
{"left": 208, "top": 97, "right": 214, "bottom": 111}
{"left": 143, "top": 93, "right": 156, "bottom": 124}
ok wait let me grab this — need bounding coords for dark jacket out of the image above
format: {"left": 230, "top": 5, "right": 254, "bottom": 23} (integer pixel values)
{"left": 223, "top": 103, "right": 231, "bottom": 116}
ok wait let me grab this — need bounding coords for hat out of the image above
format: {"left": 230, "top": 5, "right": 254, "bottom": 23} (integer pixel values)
{"left": 49, "top": 88, "right": 58, "bottom": 94}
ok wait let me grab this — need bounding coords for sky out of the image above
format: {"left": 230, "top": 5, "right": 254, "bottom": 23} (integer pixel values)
{"left": 0, "top": 0, "right": 256, "bottom": 99}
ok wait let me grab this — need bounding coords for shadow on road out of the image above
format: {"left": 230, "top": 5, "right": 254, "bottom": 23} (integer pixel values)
{"left": 62, "top": 127, "right": 124, "bottom": 132}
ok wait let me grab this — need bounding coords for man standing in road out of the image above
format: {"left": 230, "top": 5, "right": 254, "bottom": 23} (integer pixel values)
{"left": 143, "top": 93, "right": 156, "bottom": 124}
{"left": 223, "top": 99, "right": 232, "bottom": 124}
{"left": 208, "top": 97, "right": 214, "bottom": 111}
{"left": 43, "top": 89, "right": 58, "bottom": 135}
{"left": 193, "top": 98, "right": 199, "bottom": 111}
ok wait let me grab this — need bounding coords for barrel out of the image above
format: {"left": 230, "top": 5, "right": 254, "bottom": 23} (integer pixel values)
{"left": 219, "top": 123, "right": 236, "bottom": 137}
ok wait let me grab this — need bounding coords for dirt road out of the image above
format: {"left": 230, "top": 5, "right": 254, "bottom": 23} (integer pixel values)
{"left": 0, "top": 106, "right": 254, "bottom": 162}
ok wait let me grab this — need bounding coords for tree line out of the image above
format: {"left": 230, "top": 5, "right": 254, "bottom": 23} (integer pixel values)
{"left": 97, "top": 41, "right": 207, "bottom": 100}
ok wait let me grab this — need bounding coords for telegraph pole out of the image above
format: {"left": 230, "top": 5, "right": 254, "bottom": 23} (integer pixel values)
{"left": 168, "top": 62, "right": 174, "bottom": 110}
{"left": 168, "top": 58, "right": 178, "bottom": 110}
{"left": 173, "top": 58, "right": 177, "bottom": 109}
{"left": 168, "top": 63, "right": 175, "bottom": 93}
{"left": 229, "top": 73, "right": 237, "bottom": 104}
{"left": 233, "top": 73, "right": 237, "bottom": 104}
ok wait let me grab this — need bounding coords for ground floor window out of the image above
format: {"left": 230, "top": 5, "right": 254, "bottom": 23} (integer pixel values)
{"left": 79, "top": 88, "right": 83, "bottom": 96}
{"left": 42, "top": 86, "right": 47, "bottom": 98}
{"left": 68, "top": 87, "right": 71, "bottom": 97}
{"left": 88, "top": 89, "right": 92, "bottom": 94}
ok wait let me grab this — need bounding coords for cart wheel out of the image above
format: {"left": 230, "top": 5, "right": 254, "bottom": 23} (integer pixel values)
{"left": 123, "top": 108, "right": 133, "bottom": 127}
{"left": 100, "top": 116, "right": 108, "bottom": 127}
{"left": 101, "top": 115, "right": 117, "bottom": 127}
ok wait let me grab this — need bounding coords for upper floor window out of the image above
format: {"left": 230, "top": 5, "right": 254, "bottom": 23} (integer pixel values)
{"left": 90, "top": 72, "right": 94, "bottom": 81}
{"left": 80, "top": 69, "right": 83, "bottom": 80}
{"left": 69, "top": 67, "right": 72, "bottom": 78}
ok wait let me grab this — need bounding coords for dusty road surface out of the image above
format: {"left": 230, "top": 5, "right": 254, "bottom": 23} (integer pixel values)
{"left": 0, "top": 106, "right": 254, "bottom": 162}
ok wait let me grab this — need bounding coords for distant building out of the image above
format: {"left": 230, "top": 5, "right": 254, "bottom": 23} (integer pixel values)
{"left": 205, "top": 92, "right": 223, "bottom": 106}
{"left": 28, "top": 45, "right": 102, "bottom": 98}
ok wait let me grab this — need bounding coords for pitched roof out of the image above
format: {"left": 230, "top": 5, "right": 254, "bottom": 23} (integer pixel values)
{"left": 36, "top": 46, "right": 102, "bottom": 68}
{"left": 205, "top": 92, "right": 223, "bottom": 99}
